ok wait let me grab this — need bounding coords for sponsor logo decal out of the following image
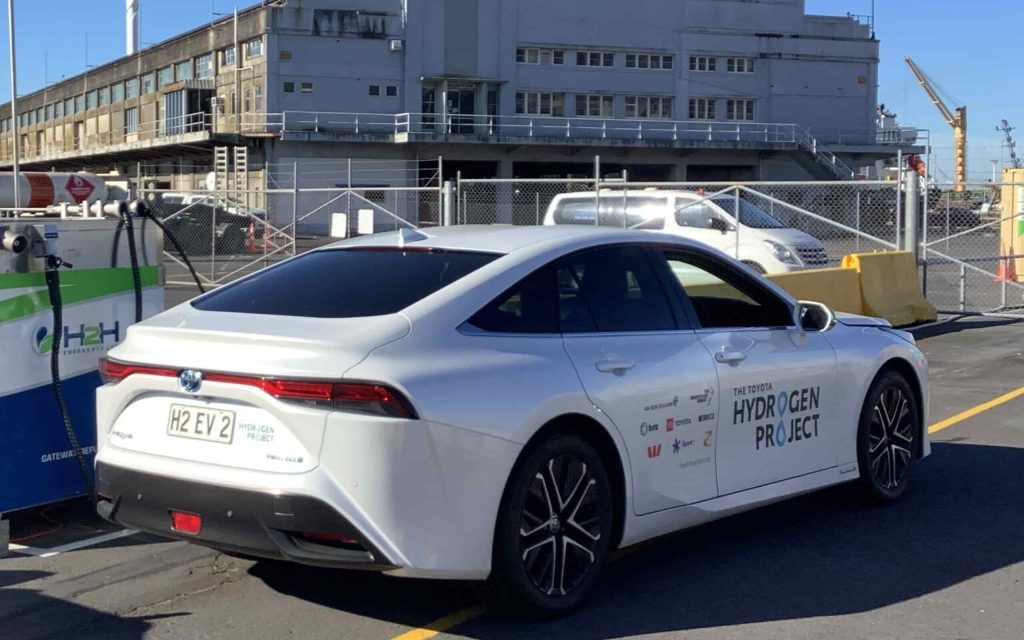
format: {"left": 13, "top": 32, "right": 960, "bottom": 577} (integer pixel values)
{"left": 679, "top": 456, "right": 712, "bottom": 469}
{"left": 666, "top": 418, "right": 674, "bottom": 432}
{"left": 644, "top": 396, "right": 679, "bottom": 412}
{"left": 41, "top": 445, "right": 97, "bottom": 463}
{"left": 239, "top": 422, "right": 275, "bottom": 444}
{"left": 690, "top": 388, "right": 714, "bottom": 404}
{"left": 733, "top": 384, "right": 822, "bottom": 450}
{"left": 647, "top": 444, "right": 662, "bottom": 458}
{"left": 33, "top": 321, "right": 121, "bottom": 356}
{"left": 640, "top": 421, "right": 659, "bottom": 436}
{"left": 672, "top": 438, "right": 695, "bottom": 454}
{"left": 704, "top": 430, "right": 714, "bottom": 447}
{"left": 698, "top": 413, "right": 715, "bottom": 423}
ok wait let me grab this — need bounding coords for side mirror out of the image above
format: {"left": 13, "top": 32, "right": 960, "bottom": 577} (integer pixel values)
{"left": 797, "top": 300, "right": 835, "bottom": 332}
{"left": 709, "top": 217, "right": 729, "bottom": 234}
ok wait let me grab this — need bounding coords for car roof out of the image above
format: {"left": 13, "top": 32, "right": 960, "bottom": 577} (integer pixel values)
{"left": 324, "top": 224, "right": 704, "bottom": 255}
{"left": 553, "top": 190, "right": 713, "bottom": 200}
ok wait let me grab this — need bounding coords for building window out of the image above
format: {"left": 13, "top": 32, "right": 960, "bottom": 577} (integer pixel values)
{"left": 254, "top": 85, "right": 263, "bottom": 111}
{"left": 301, "top": 82, "right": 313, "bottom": 93}
{"left": 230, "top": 91, "right": 236, "bottom": 112}
{"left": 369, "top": 84, "right": 381, "bottom": 96}
{"left": 626, "top": 53, "right": 674, "bottom": 70}
{"left": 158, "top": 66, "right": 173, "bottom": 89}
{"left": 576, "top": 51, "right": 615, "bottom": 67}
{"left": 688, "top": 97, "right": 716, "bottom": 120}
{"left": 111, "top": 82, "right": 124, "bottom": 103}
{"left": 283, "top": 81, "right": 295, "bottom": 93}
{"left": 98, "top": 86, "right": 110, "bottom": 106}
{"left": 141, "top": 73, "right": 155, "bottom": 94}
{"left": 726, "top": 98, "right": 755, "bottom": 121}
{"left": 126, "top": 77, "right": 139, "bottom": 98}
{"left": 195, "top": 53, "right": 214, "bottom": 79}
{"left": 63, "top": 98, "right": 73, "bottom": 116}
{"left": 244, "top": 38, "right": 263, "bottom": 59}
{"left": 517, "top": 47, "right": 540, "bottom": 64}
{"left": 44, "top": 104, "right": 53, "bottom": 121}
{"left": 125, "top": 107, "right": 139, "bottom": 134}
{"left": 86, "top": 90, "right": 97, "bottom": 110}
{"left": 626, "top": 95, "right": 674, "bottom": 119}
{"left": 575, "top": 94, "right": 614, "bottom": 117}
{"left": 386, "top": 85, "right": 398, "bottom": 97}
{"left": 726, "top": 57, "right": 755, "bottom": 74}
{"left": 689, "top": 55, "right": 716, "bottom": 72}
{"left": 515, "top": 91, "right": 565, "bottom": 116}
{"left": 175, "top": 60, "right": 194, "bottom": 81}
{"left": 54, "top": 102, "right": 63, "bottom": 118}
{"left": 222, "top": 46, "right": 236, "bottom": 66}
{"left": 74, "top": 94, "right": 85, "bottom": 113}
{"left": 517, "top": 47, "right": 565, "bottom": 65}
{"left": 244, "top": 88, "right": 252, "bottom": 112}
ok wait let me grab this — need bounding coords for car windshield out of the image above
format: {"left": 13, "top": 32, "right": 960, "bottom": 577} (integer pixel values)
{"left": 710, "top": 197, "right": 785, "bottom": 229}
{"left": 192, "top": 248, "right": 500, "bottom": 318}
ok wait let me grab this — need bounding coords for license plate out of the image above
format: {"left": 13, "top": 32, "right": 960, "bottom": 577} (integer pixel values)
{"left": 167, "top": 404, "right": 236, "bottom": 444}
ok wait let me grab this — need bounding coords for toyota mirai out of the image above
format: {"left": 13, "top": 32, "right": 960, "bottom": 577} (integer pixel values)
{"left": 95, "top": 225, "right": 928, "bottom": 614}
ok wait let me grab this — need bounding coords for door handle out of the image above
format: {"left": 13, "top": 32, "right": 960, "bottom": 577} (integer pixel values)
{"left": 715, "top": 350, "right": 747, "bottom": 364}
{"left": 596, "top": 359, "right": 636, "bottom": 374}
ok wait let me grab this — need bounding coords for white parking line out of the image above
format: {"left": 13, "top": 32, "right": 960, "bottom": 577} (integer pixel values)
{"left": 8, "top": 529, "right": 138, "bottom": 559}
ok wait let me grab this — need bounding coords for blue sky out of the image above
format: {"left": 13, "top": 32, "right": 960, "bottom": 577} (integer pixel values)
{"left": 0, "top": 0, "right": 1014, "bottom": 181}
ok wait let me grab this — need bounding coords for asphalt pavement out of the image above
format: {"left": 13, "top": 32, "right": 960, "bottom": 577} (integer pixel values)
{"left": 3, "top": 315, "right": 1024, "bottom": 639}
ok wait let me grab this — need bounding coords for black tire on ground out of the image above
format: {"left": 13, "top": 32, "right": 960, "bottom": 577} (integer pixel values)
{"left": 488, "top": 434, "right": 614, "bottom": 616}
{"left": 742, "top": 260, "right": 767, "bottom": 274}
{"left": 855, "top": 370, "right": 921, "bottom": 504}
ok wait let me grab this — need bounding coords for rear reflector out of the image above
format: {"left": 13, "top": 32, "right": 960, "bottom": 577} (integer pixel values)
{"left": 300, "top": 531, "right": 361, "bottom": 546}
{"left": 170, "top": 510, "right": 202, "bottom": 535}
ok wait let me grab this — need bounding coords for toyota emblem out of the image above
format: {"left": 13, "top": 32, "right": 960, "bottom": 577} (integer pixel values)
{"left": 178, "top": 369, "right": 203, "bottom": 393}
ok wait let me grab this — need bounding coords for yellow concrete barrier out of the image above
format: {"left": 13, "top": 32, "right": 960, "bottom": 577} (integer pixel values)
{"left": 766, "top": 267, "right": 864, "bottom": 315}
{"left": 840, "top": 251, "right": 937, "bottom": 327}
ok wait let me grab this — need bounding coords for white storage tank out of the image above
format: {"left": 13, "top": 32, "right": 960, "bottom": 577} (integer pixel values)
{"left": 0, "top": 172, "right": 108, "bottom": 208}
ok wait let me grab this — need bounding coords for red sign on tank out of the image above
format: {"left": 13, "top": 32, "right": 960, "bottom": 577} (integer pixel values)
{"left": 65, "top": 175, "right": 95, "bottom": 203}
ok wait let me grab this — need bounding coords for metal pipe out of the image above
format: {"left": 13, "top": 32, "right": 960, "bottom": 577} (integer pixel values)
{"left": 959, "top": 264, "right": 966, "bottom": 312}
{"left": 7, "top": 0, "right": 19, "bottom": 209}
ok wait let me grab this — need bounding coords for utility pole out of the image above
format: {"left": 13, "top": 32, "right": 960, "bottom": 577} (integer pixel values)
{"left": 7, "top": 0, "right": 20, "bottom": 208}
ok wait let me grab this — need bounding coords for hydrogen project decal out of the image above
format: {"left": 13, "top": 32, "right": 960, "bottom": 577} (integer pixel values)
{"left": 33, "top": 320, "right": 122, "bottom": 357}
{"left": 732, "top": 381, "right": 822, "bottom": 450}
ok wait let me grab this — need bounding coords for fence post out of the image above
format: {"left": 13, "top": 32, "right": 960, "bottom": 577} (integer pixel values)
{"left": 734, "top": 187, "right": 741, "bottom": 260}
{"left": 442, "top": 180, "right": 454, "bottom": 226}
{"left": 959, "top": 263, "right": 967, "bottom": 312}
{"left": 904, "top": 169, "right": 920, "bottom": 261}
{"left": 291, "top": 160, "right": 298, "bottom": 255}
{"left": 855, "top": 191, "right": 861, "bottom": 252}
{"left": 535, "top": 192, "right": 540, "bottom": 225}
{"left": 594, "top": 155, "right": 601, "bottom": 226}
{"left": 622, "top": 169, "right": 629, "bottom": 228}
{"left": 895, "top": 162, "right": 903, "bottom": 250}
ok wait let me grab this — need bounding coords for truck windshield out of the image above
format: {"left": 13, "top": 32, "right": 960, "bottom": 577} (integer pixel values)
{"left": 710, "top": 197, "right": 785, "bottom": 229}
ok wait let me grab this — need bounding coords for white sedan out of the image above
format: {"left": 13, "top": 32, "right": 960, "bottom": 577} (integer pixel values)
{"left": 95, "top": 225, "right": 928, "bottom": 614}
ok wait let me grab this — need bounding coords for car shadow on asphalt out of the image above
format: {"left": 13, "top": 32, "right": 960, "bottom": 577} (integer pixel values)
{"left": 251, "top": 441, "right": 1023, "bottom": 637}
{"left": 910, "top": 315, "right": 1024, "bottom": 340}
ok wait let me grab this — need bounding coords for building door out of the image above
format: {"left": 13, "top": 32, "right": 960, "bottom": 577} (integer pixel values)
{"left": 447, "top": 85, "right": 475, "bottom": 134}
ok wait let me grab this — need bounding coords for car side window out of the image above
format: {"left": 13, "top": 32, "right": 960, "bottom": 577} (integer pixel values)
{"left": 674, "top": 200, "right": 716, "bottom": 229}
{"left": 468, "top": 266, "right": 559, "bottom": 334}
{"left": 659, "top": 250, "right": 793, "bottom": 329}
{"left": 557, "top": 246, "right": 677, "bottom": 333}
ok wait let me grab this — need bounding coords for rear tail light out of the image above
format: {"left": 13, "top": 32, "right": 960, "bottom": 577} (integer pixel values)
{"left": 99, "top": 358, "right": 416, "bottom": 419}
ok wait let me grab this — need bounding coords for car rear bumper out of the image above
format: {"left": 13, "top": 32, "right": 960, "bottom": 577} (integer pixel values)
{"left": 96, "top": 462, "right": 396, "bottom": 570}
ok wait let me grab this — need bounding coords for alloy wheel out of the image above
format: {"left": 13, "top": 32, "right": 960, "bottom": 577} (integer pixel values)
{"left": 518, "top": 455, "right": 602, "bottom": 596}
{"left": 868, "top": 386, "right": 915, "bottom": 491}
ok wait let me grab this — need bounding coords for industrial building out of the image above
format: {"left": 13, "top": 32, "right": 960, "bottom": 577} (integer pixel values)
{"left": 0, "top": 0, "right": 922, "bottom": 195}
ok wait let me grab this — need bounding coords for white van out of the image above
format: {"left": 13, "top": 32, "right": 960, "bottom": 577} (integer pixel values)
{"left": 543, "top": 190, "right": 829, "bottom": 273}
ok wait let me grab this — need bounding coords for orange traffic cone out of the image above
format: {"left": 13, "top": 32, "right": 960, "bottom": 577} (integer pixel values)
{"left": 245, "top": 221, "right": 258, "bottom": 254}
{"left": 995, "top": 243, "right": 1017, "bottom": 282}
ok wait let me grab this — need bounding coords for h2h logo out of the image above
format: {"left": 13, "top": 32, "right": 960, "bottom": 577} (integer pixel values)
{"left": 34, "top": 321, "right": 121, "bottom": 356}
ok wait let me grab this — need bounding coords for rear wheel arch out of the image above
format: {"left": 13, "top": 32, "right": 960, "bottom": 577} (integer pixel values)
{"left": 499, "top": 413, "right": 628, "bottom": 553}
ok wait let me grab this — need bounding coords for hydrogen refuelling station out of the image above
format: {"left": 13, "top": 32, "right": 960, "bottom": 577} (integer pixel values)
{"left": 1, "top": 170, "right": 165, "bottom": 547}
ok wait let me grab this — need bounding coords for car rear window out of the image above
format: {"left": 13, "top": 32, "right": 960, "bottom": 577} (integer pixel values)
{"left": 191, "top": 248, "right": 499, "bottom": 318}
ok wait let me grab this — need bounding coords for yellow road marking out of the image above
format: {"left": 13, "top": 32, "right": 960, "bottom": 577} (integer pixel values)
{"left": 391, "top": 386, "right": 1024, "bottom": 640}
{"left": 390, "top": 604, "right": 488, "bottom": 640}
{"left": 928, "top": 385, "right": 1024, "bottom": 435}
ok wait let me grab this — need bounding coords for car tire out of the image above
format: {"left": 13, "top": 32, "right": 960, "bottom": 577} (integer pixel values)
{"left": 742, "top": 261, "right": 767, "bottom": 274}
{"left": 855, "top": 370, "right": 920, "bottom": 504}
{"left": 488, "top": 434, "right": 613, "bottom": 616}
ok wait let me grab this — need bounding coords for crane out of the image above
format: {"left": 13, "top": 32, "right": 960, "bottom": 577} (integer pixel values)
{"left": 998, "top": 119, "right": 1021, "bottom": 170}
{"left": 904, "top": 57, "right": 967, "bottom": 192}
